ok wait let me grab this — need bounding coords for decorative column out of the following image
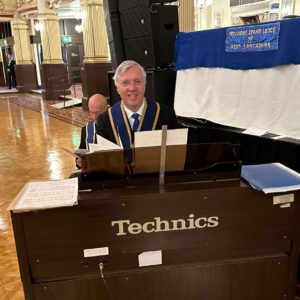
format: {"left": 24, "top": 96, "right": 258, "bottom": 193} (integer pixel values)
{"left": 80, "top": 0, "right": 111, "bottom": 110}
{"left": 11, "top": 15, "right": 38, "bottom": 92}
{"left": 177, "top": 0, "right": 195, "bottom": 32}
{"left": 37, "top": 0, "right": 68, "bottom": 100}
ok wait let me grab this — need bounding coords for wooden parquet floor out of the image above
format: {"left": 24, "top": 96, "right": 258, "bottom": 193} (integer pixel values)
{"left": 0, "top": 93, "right": 89, "bottom": 300}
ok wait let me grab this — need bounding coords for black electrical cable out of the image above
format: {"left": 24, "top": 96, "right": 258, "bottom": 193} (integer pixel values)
{"left": 99, "top": 263, "right": 116, "bottom": 300}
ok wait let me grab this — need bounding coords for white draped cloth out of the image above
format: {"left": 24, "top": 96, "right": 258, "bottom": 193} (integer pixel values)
{"left": 174, "top": 64, "right": 300, "bottom": 139}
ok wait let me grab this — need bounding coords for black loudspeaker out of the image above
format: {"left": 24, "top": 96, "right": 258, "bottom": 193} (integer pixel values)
{"left": 103, "top": 0, "right": 119, "bottom": 17}
{"left": 120, "top": 5, "right": 178, "bottom": 69}
{"left": 108, "top": 69, "right": 177, "bottom": 107}
{"left": 119, "top": 0, "right": 177, "bottom": 11}
{"left": 103, "top": 0, "right": 125, "bottom": 69}
{"left": 105, "top": 13, "right": 125, "bottom": 69}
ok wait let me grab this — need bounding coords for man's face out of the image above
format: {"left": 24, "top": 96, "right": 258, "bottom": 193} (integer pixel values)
{"left": 89, "top": 108, "right": 102, "bottom": 122}
{"left": 89, "top": 101, "right": 107, "bottom": 121}
{"left": 116, "top": 65, "right": 146, "bottom": 112}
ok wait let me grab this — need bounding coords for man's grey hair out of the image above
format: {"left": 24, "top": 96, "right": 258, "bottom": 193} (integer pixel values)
{"left": 113, "top": 60, "right": 146, "bottom": 86}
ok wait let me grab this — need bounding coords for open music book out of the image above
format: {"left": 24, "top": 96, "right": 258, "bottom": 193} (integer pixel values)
{"left": 81, "top": 128, "right": 188, "bottom": 174}
{"left": 88, "top": 128, "right": 188, "bottom": 152}
{"left": 88, "top": 135, "right": 123, "bottom": 152}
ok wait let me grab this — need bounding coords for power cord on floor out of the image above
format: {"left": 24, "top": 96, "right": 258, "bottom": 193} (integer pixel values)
{"left": 99, "top": 262, "right": 116, "bottom": 300}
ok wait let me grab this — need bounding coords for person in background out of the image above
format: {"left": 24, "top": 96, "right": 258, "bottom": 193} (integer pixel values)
{"left": 7, "top": 54, "right": 17, "bottom": 89}
{"left": 76, "top": 93, "right": 108, "bottom": 168}
{"left": 96, "top": 60, "right": 179, "bottom": 149}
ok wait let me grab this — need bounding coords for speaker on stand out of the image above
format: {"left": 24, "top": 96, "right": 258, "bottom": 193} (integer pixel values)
{"left": 119, "top": 2, "right": 179, "bottom": 69}
{"left": 118, "top": 0, "right": 178, "bottom": 12}
{"left": 103, "top": 0, "right": 126, "bottom": 69}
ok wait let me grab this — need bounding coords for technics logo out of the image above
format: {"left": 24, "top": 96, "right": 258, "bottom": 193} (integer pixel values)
{"left": 111, "top": 214, "right": 219, "bottom": 236}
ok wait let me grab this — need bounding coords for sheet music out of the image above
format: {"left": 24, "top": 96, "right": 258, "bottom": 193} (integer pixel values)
{"left": 134, "top": 128, "right": 188, "bottom": 148}
{"left": 9, "top": 178, "right": 78, "bottom": 212}
{"left": 88, "top": 135, "right": 123, "bottom": 152}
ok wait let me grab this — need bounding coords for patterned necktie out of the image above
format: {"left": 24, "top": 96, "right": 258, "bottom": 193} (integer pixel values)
{"left": 132, "top": 113, "right": 140, "bottom": 132}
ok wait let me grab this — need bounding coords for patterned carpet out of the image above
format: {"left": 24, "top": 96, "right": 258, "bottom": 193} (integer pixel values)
{"left": 8, "top": 93, "right": 89, "bottom": 127}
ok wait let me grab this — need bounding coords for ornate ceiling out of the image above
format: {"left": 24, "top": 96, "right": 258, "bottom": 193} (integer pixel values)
{"left": 0, "top": 0, "right": 80, "bottom": 20}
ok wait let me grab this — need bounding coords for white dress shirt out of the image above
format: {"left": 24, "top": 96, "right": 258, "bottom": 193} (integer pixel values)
{"left": 122, "top": 100, "right": 145, "bottom": 129}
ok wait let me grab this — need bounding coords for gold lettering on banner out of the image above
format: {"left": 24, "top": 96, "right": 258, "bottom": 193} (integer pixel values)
{"left": 229, "top": 30, "right": 247, "bottom": 36}
{"left": 226, "top": 23, "right": 279, "bottom": 53}
{"left": 262, "top": 27, "right": 275, "bottom": 34}
{"left": 244, "top": 42, "right": 271, "bottom": 49}
{"left": 248, "top": 29, "right": 261, "bottom": 35}
{"left": 111, "top": 214, "right": 219, "bottom": 236}
{"left": 229, "top": 26, "right": 275, "bottom": 37}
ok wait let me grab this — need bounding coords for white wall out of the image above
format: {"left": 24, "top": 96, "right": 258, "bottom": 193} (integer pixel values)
{"left": 293, "top": 0, "right": 300, "bottom": 14}
{"left": 211, "top": 0, "right": 232, "bottom": 28}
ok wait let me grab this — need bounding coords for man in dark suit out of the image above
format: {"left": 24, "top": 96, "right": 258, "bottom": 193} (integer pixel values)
{"left": 96, "top": 60, "right": 178, "bottom": 149}
{"left": 76, "top": 93, "right": 108, "bottom": 168}
{"left": 7, "top": 54, "right": 17, "bottom": 89}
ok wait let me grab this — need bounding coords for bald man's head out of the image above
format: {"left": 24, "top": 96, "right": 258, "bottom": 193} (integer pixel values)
{"left": 88, "top": 94, "right": 108, "bottom": 121}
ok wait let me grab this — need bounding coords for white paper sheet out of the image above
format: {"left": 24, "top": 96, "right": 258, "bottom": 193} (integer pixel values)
{"left": 138, "top": 250, "right": 162, "bottom": 267}
{"left": 241, "top": 127, "right": 268, "bottom": 136}
{"left": 88, "top": 135, "right": 123, "bottom": 152}
{"left": 134, "top": 128, "right": 188, "bottom": 148}
{"left": 8, "top": 178, "right": 78, "bottom": 212}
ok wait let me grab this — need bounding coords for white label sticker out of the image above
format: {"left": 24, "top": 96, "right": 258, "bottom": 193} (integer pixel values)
{"left": 273, "top": 193, "right": 294, "bottom": 205}
{"left": 138, "top": 250, "right": 162, "bottom": 267}
{"left": 83, "top": 247, "right": 109, "bottom": 258}
{"left": 280, "top": 203, "right": 291, "bottom": 208}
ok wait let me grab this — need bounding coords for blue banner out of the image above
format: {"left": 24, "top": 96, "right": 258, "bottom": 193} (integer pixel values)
{"left": 175, "top": 18, "right": 300, "bottom": 70}
{"left": 225, "top": 22, "right": 280, "bottom": 52}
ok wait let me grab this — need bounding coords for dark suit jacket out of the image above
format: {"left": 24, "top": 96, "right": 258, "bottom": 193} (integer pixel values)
{"left": 79, "top": 125, "right": 89, "bottom": 149}
{"left": 76, "top": 122, "right": 97, "bottom": 169}
{"left": 7, "top": 59, "right": 16, "bottom": 75}
{"left": 79, "top": 122, "right": 98, "bottom": 149}
{"left": 96, "top": 102, "right": 179, "bottom": 145}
